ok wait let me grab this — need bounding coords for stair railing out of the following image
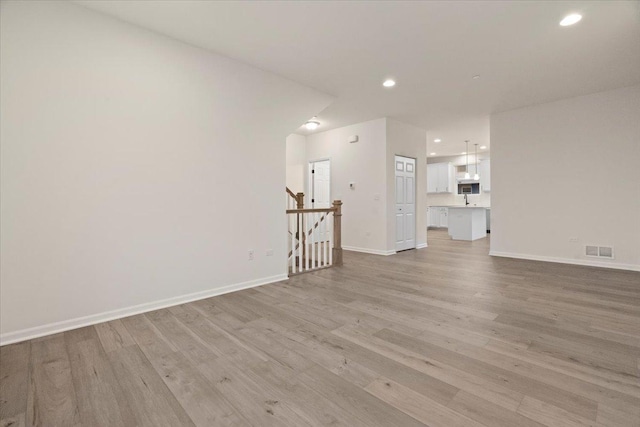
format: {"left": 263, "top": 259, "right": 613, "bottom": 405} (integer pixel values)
{"left": 286, "top": 196, "right": 342, "bottom": 275}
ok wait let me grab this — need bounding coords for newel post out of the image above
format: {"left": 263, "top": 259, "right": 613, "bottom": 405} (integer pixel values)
{"left": 296, "top": 192, "right": 305, "bottom": 209}
{"left": 332, "top": 200, "right": 343, "bottom": 266}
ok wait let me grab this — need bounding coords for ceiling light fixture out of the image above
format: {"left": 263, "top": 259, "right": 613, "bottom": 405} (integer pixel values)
{"left": 560, "top": 13, "right": 582, "bottom": 26}
{"left": 305, "top": 117, "right": 320, "bottom": 130}
{"left": 472, "top": 75, "right": 480, "bottom": 80}
{"left": 434, "top": 138, "right": 441, "bottom": 143}
{"left": 383, "top": 79, "right": 396, "bottom": 88}
{"left": 474, "top": 143, "right": 480, "bottom": 180}
{"left": 461, "top": 152, "right": 467, "bottom": 155}
{"left": 430, "top": 152, "right": 437, "bottom": 156}
{"left": 464, "top": 141, "right": 470, "bottom": 180}
{"left": 480, "top": 145, "right": 487, "bottom": 149}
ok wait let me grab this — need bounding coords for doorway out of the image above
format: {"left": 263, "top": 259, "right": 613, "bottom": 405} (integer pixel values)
{"left": 395, "top": 155, "right": 416, "bottom": 251}
{"left": 308, "top": 159, "right": 331, "bottom": 208}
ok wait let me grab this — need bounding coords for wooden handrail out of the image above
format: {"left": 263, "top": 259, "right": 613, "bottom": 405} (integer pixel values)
{"left": 285, "top": 187, "right": 305, "bottom": 209}
{"left": 286, "top": 208, "right": 336, "bottom": 214}
{"left": 287, "top": 199, "right": 342, "bottom": 273}
{"left": 286, "top": 187, "right": 297, "bottom": 199}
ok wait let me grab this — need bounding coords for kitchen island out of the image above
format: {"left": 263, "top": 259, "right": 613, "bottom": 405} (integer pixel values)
{"left": 447, "top": 206, "right": 487, "bottom": 241}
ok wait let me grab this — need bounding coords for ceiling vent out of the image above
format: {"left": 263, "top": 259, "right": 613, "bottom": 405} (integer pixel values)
{"left": 586, "top": 245, "right": 614, "bottom": 259}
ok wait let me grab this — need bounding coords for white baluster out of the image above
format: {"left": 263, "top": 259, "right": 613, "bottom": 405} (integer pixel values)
{"left": 329, "top": 211, "right": 333, "bottom": 266}
{"left": 291, "top": 214, "right": 296, "bottom": 274}
{"left": 311, "top": 212, "right": 316, "bottom": 270}
{"left": 319, "top": 213, "right": 323, "bottom": 267}
{"left": 302, "top": 212, "right": 309, "bottom": 270}
{"left": 299, "top": 213, "right": 303, "bottom": 272}
{"left": 323, "top": 213, "right": 328, "bottom": 266}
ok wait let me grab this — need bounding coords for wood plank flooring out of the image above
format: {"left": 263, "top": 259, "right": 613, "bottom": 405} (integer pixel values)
{"left": 1, "top": 229, "right": 639, "bottom": 426}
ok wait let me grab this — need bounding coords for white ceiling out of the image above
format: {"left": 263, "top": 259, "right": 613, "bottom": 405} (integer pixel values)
{"left": 76, "top": 0, "right": 640, "bottom": 156}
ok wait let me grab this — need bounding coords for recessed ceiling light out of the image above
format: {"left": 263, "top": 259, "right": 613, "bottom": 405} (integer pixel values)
{"left": 560, "top": 14, "right": 582, "bottom": 26}
{"left": 305, "top": 117, "right": 320, "bottom": 130}
{"left": 461, "top": 152, "right": 467, "bottom": 155}
{"left": 480, "top": 145, "right": 487, "bottom": 149}
{"left": 434, "top": 138, "right": 441, "bottom": 143}
{"left": 383, "top": 79, "right": 396, "bottom": 88}
{"left": 430, "top": 152, "right": 437, "bottom": 156}
{"left": 472, "top": 75, "right": 480, "bottom": 80}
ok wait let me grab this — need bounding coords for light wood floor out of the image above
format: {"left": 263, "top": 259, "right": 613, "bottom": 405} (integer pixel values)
{"left": 2, "top": 229, "right": 639, "bottom": 427}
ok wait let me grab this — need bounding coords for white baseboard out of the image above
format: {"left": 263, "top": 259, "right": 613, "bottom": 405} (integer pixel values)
{"left": 416, "top": 243, "right": 428, "bottom": 249}
{"left": 343, "top": 246, "right": 396, "bottom": 256}
{"left": 489, "top": 251, "right": 640, "bottom": 272}
{"left": 0, "top": 274, "right": 288, "bottom": 346}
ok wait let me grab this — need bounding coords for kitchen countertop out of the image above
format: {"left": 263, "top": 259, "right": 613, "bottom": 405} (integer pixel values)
{"left": 429, "top": 205, "right": 490, "bottom": 209}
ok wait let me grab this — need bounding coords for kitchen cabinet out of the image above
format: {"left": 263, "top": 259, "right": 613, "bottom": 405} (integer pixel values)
{"left": 479, "top": 159, "right": 491, "bottom": 192}
{"left": 448, "top": 207, "right": 487, "bottom": 241}
{"left": 427, "top": 207, "right": 450, "bottom": 228}
{"left": 438, "top": 207, "right": 448, "bottom": 227}
{"left": 427, "top": 162, "right": 454, "bottom": 194}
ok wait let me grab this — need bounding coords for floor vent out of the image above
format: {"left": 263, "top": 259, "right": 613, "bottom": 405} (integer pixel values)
{"left": 586, "top": 245, "right": 614, "bottom": 259}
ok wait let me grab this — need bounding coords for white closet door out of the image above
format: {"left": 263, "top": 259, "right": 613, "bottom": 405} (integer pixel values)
{"left": 395, "top": 156, "right": 416, "bottom": 251}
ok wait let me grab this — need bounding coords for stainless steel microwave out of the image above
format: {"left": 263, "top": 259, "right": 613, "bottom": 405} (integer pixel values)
{"left": 458, "top": 183, "right": 480, "bottom": 194}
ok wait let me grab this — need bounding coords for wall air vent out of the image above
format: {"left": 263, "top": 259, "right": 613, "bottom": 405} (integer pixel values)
{"left": 598, "top": 246, "right": 613, "bottom": 258}
{"left": 585, "top": 245, "right": 614, "bottom": 259}
{"left": 585, "top": 246, "right": 598, "bottom": 257}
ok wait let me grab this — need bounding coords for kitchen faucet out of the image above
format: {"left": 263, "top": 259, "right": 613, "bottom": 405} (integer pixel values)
{"left": 464, "top": 194, "right": 470, "bottom": 206}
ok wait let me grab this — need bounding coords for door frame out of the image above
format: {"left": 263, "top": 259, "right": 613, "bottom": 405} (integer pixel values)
{"left": 308, "top": 158, "right": 331, "bottom": 208}
{"left": 395, "top": 154, "right": 417, "bottom": 251}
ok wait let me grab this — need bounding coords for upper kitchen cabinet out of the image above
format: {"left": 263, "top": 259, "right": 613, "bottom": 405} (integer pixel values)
{"left": 427, "top": 162, "right": 455, "bottom": 193}
{"left": 479, "top": 159, "right": 491, "bottom": 192}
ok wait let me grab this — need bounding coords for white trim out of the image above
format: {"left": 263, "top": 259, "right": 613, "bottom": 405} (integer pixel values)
{"left": 0, "top": 274, "right": 288, "bottom": 346}
{"left": 489, "top": 251, "right": 640, "bottom": 272}
{"left": 416, "top": 243, "right": 428, "bottom": 249}
{"left": 343, "top": 246, "right": 396, "bottom": 256}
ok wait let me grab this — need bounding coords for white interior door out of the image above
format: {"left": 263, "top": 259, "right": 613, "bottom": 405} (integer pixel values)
{"left": 309, "top": 160, "right": 330, "bottom": 208}
{"left": 309, "top": 160, "right": 331, "bottom": 243}
{"left": 395, "top": 156, "right": 416, "bottom": 251}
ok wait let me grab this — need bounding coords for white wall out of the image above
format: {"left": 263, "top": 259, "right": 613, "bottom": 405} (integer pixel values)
{"left": 0, "top": 1, "right": 333, "bottom": 343}
{"left": 491, "top": 85, "right": 640, "bottom": 271}
{"left": 305, "top": 118, "right": 389, "bottom": 254}
{"left": 286, "top": 134, "right": 306, "bottom": 194}
{"left": 386, "top": 119, "right": 427, "bottom": 250}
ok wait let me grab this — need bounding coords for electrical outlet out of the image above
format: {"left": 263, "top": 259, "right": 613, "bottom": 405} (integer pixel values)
{"left": 568, "top": 237, "right": 579, "bottom": 243}
{"left": 248, "top": 250, "right": 254, "bottom": 260}
{"left": 266, "top": 249, "right": 274, "bottom": 256}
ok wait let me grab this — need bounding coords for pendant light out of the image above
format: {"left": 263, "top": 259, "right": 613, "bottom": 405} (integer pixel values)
{"left": 473, "top": 143, "right": 480, "bottom": 181}
{"left": 464, "top": 140, "right": 470, "bottom": 179}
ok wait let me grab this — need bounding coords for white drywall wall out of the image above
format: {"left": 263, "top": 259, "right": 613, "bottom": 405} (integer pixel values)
{"left": 286, "top": 134, "right": 307, "bottom": 194}
{"left": 0, "top": 1, "right": 333, "bottom": 343}
{"left": 305, "top": 118, "right": 389, "bottom": 254}
{"left": 491, "top": 85, "right": 640, "bottom": 271}
{"left": 386, "top": 119, "right": 428, "bottom": 250}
